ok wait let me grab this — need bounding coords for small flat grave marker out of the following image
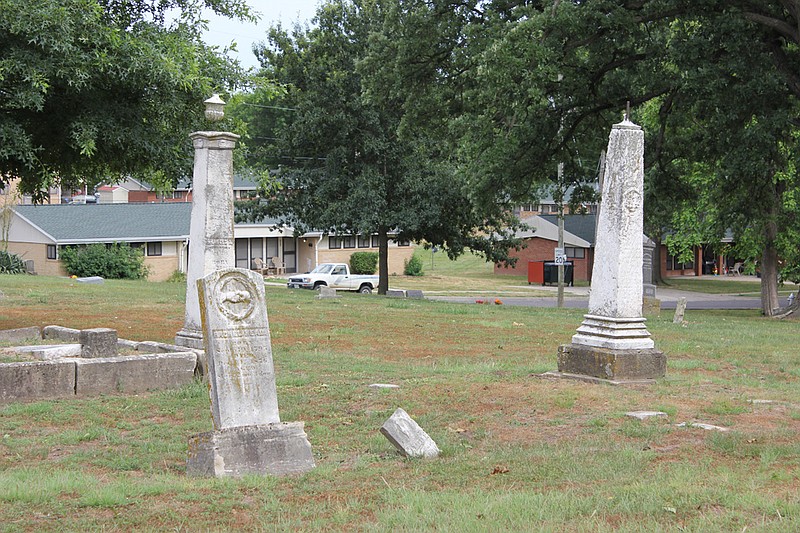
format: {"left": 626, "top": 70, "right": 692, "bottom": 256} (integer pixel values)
{"left": 625, "top": 411, "right": 667, "bottom": 421}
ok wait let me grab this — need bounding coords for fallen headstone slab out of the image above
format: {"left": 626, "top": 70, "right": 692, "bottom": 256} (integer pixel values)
{"left": 0, "top": 327, "right": 41, "bottom": 343}
{"left": 0, "top": 360, "right": 76, "bottom": 403}
{"left": 369, "top": 383, "right": 400, "bottom": 389}
{"left": 748, "top": 399, "right": 777, "bottom": 405}
{"left": 43, "top": 325, "right": 80, "bottom": 342}
{"left": 676, "top": 422, "right": 729, "bottom": 432}
{"left": 13, "top": 344, "right": 81, "bottom": 360}
{"left": 380, "top": 407, "right": 440, "bottom": 458}
{"left": 76, "top": 276, "right": 104, "bottom": 284}
{"left": 136, "top": 340, "right": 196, "bottom": 353}
{"left": 625, "top": 411, "right": 668, "bottom": 420}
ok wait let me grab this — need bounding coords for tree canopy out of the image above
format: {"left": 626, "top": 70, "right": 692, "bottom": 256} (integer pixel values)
{"left": 0, "top": 0, "right": 252, "bottom": 201}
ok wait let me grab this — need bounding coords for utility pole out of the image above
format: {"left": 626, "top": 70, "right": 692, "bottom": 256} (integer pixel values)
{"left": 557, "top": 162, "right": 565, "bottom": 308}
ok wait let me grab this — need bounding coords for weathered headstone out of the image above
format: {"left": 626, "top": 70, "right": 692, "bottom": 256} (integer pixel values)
{"left": 175, "top": 129, "right": 239, "bottom": 350}
{"left": 406, "top": 290, "right": 425, "bottom": 299}
{"left": 187, "top": 268, "right": 314, "bottom": 477}
{"left": 43, "top": 325, "right": 80, "bottom": 342}
{"left": 380, "top": 408, "right": 440, "bottom": 458}
{"left": 673, "top": 297, "right": 687, "bottom": 324}
{"left": 79, "top": 328, "right": 118, "bottom": 358}
{"left": 317, "top": 286, "right": 339, "bottom": 299}
{"left": 557, "top": 117, "right": 665, "bottom": 382}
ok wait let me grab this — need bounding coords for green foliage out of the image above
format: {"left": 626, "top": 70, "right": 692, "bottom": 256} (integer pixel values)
{"left": 59, "top": 243, "right": 147, "bottom": 280}
{"left": 349, "top": 252, "right": 378, "bottom": 275}
{"left": 404, "top": 254, "right": 423, "bottom": 277}
{"left": 0, "top": 0, "right": 253, "bottom": 200}
{"left": 165, "top": 270, "right": 187, "bottom": 284}
{"left": 0, "top": 250, "right": 26, "bottom": 274}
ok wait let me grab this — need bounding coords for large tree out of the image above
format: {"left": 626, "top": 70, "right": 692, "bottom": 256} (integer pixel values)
{"left": 238, "top": 0, "right": 520, "bottom": 294}
{"left": 0, "top": 0, "right": 252, "bottom": 201}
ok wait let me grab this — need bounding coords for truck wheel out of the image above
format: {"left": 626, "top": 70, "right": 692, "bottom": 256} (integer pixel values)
{"left": 358, "top": 284, "right": 373, "bottom": 294}
{"left": 313, "top": 282, "right": 326, "bottom": 291}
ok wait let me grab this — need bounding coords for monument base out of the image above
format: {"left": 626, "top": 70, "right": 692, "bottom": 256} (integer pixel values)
{"left": 174, "top": 328, "right": 204, "bottom": 351}
{"left": 187, "top": 422, "right": 315, "bottom": 478}
{"left": 557, "top": 343, "right": 666, "bottom": 381}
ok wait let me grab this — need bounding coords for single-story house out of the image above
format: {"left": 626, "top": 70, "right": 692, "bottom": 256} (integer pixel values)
{"left": 6, "top": 203, "right": 414, "bottom": 281}
{"left": 494, "top": 214, "right": 595, "bottom": 281}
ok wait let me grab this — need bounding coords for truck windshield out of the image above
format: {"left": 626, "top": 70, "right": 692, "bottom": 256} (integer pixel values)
{"left": 310, "top": 264, "right": 333, "bottom": 274}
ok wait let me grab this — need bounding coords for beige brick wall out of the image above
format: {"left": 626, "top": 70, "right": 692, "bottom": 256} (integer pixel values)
{"left": 144, "top": 256, "right": 182, "bottom": 282}
{"left": 6, "top": 243, "right": 67, "bottom": 277}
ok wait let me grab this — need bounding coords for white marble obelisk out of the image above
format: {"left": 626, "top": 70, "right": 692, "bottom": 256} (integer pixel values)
{"left": 557, "top": 117, "right": 665, "bottom": 382}
{"left": 175, "top": 124, "right": 239, "bottom": 350}
{"left": 571, "top": 119, "right": 653, "bottom": 350}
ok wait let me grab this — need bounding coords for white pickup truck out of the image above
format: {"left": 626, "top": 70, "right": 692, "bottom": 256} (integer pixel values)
{"left": 286, "top": 263, "right": 378, "bottom": 293}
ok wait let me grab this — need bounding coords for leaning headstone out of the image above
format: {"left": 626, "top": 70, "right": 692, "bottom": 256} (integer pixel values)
{"left": 79, "top": 328, "right": 118, "bottom": 358}
{"left": 186, "top": 268, "right": 314, "bottom": 477}
{"left": 0, "top": 327, "right": 41, "bottom": 343}
{"left": 673, "top": 297, "right": 687, "bottom": 324}
{"left": 557, "top": 117, "right": 665, "bottom": 383}
{"left": 380, "top": 407, "right": 440, "bottom": 458}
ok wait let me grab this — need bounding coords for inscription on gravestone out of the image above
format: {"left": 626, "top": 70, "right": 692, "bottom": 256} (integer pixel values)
{"left": 197, "top": 269, "right": 279, "bottom": 428}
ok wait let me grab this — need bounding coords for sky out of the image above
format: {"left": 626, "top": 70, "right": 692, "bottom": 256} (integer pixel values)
{"left": 203, "top": 0, "right": 321, "bottom": 70}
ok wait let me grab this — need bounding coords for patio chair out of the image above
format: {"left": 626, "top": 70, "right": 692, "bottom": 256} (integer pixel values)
{"left": 728, "top": 262, "right": 743, "bottom": 276}
{"left": 252, "top": 257, "right": 268, "bottom": 275}
{"left": 271, "top": 256, "right": 286, "bottom": 275}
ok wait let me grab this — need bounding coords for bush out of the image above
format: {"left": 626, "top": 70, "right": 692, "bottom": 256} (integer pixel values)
{"left": 59, "top": 243, "right": 148, "bottom": 279}
{"left": 166, "top": 270, "right": 187, "bottom": 283}
{"left": 0, "top": 250, "right": 26, "bottom": 274}
{"left": 350, "top": 251, "right": 379, "bottom": 274}
{"left": 404, "top": 253, "right": 424, "bottom": 276}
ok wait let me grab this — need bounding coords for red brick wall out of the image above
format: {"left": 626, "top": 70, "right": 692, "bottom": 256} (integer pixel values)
{"left": 494, "top": 237, "right": 591, "bottom": 282}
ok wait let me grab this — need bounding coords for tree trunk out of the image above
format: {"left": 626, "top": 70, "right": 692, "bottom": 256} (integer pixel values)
{"left": 760, "top": 219, "right": 780, "bottom": 316}
{"left": 378, "top": 228, "right": 389, "bottom": 295}
{"left": 651, "top": 235, "right": 665, "bottom": 285}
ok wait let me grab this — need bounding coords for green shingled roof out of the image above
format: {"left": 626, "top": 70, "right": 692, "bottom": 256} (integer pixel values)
{"left": 15, "top": 203, "right": 192, "bottom": 243}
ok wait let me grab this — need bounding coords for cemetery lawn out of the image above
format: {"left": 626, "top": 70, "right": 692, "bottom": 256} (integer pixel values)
{"left": 1, "top": 275, "right": 799, "bottom": 531}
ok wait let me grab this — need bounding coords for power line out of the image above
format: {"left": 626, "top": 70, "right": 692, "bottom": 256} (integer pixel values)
{"left": 241, "top": 102, "right": 298, "bottom": 112}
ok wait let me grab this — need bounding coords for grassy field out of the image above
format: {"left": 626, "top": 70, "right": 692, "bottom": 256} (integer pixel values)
{"left": 0, "top": 273, "right": 798, "bottom": 531}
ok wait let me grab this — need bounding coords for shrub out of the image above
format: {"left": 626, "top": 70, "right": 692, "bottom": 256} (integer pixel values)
{"left": 59, "top": 243, "right": 148, "bottom": 279}
{"left": 0, "top": 250, "right": 26, "bottom": 274}
{"left": 166, "top": 270, "right": 187, "bottom": 283}
{"left": 404, "top": 253, "right": 424, "bottom": 276}
{"left": 350, "top": 252, "right": 378, "bottom": 274}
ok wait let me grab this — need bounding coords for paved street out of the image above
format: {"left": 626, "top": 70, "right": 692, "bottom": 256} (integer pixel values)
{"left": 427, "top": 283, "right": 767, "bottom": 310}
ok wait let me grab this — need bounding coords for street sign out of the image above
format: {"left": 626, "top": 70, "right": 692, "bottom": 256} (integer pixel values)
{"left": 554, "top": 248, "right": 567, "bottom": 264}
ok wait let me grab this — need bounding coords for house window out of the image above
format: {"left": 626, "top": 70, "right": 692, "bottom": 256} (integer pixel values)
{"left": 358, "top": 235, "right": 371, "bottom": 248}
{"left": 371, "top": 235, "right": 380, "bottom": 248}
{"left": 329, "top": 236, "right": 342, "bottom": 249}
{"left": 666, "top": 254, "right": 694, "bottom": 271}
{"left": 147, "top": 242, "right": 162, "bottom": 257}
{"left": 565, "top": 247, "right": 585, "bottom": 259}
{"left": 396, "top": 239, "right": 410, "bottom": 247}
{"left": 342, "top": 235, "right": 356, "bottom": 249}
{"left": 47, "top": 245, "right": 57, "bottom": 260}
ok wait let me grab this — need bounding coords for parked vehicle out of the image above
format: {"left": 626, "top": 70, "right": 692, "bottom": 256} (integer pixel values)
{"left": 287, "top": 263, "right": 378, "bottom": 293}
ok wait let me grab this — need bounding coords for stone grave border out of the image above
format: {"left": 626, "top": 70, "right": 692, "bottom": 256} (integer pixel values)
{"left": 1, "top": 326, "right": 203, "bottom": 403}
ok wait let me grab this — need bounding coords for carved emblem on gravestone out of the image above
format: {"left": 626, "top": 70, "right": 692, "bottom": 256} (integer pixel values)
{"left": 215, "top": 273, "right": 257, "bottom": 322}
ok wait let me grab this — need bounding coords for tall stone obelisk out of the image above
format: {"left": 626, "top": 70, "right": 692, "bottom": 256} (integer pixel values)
{"left": 557, "top": 117, "right": 665, "bottom": 382}
{"left": 175, "top": 95, "right": 240, "bottom": 350}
